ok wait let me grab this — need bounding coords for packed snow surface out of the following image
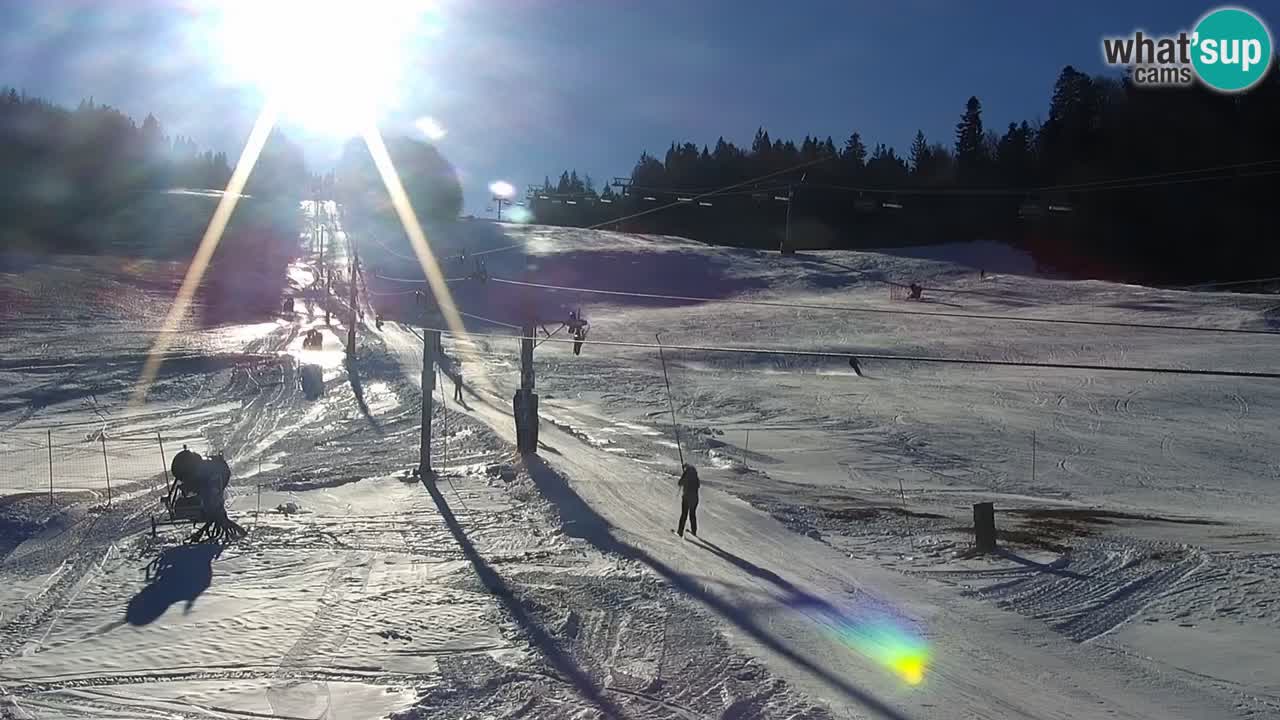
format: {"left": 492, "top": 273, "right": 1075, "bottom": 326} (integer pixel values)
{"left": 2, "top": 215, "right": 1279, "bottom": 719}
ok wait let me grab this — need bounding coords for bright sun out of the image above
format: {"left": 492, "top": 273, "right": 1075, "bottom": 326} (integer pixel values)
{"left": 215, "top": 0, "right": 428, "bottom": 136}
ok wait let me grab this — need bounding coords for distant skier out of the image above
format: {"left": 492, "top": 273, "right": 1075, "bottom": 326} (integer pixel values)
{"left": 568, "top": 310, "right": 589, "bottom": 356}
{"left": 677, "top": 464, "right": 700, "bottom": 537}
{"left": 453, "top": 370, "right": 463, "bottom": 402}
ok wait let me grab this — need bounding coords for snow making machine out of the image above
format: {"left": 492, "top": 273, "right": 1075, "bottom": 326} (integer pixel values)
{"left": 152, "top": 445, "right": 247, "bottom": 543}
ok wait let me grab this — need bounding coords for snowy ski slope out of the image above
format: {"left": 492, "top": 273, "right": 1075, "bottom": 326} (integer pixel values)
{"left": 2, "top": 216, "right": 1279, "bottom": 719}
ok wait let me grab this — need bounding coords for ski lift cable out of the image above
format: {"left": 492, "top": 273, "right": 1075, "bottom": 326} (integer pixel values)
{"left": 583, "top": 154, "right": 836, "bottom": 231}
{"left": 1054, "top": 167, "right": 1280, "bottom": 193}
{"left": 1178, "top": 275, "right": 1280, "bottom": 290}
{"left": 1041, "top": 156, "right": 1280, "bottom": 192}
{"left": 366, "top": 288, "right": 420, "bottom": 297}
{"left": 361, "top": 232, "right": 419, "bottom": 263}
{"left": 448, "top": 155, "right": 838, "bottom": 262}
{"left": 801, "top": 166, "right": 1280, "bottom": 198}
{"left": 372, "top": 273, "right": 469, "bottom": 284}
{"left": 400, "top": 314, "right": 1280, "bottom": 383}
{"left": 457, "top": 310, "right": 521, "bottom": 329}
{"left": 487, "top": 277, "right": 1280, "bottom": 338}
{"left": 421, "top": 325, "right": 1280, "bottom": 380}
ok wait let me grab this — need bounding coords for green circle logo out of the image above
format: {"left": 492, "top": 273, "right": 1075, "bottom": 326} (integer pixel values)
{"left": 1192, "top": 7, "right": 1273, "bottom": 92}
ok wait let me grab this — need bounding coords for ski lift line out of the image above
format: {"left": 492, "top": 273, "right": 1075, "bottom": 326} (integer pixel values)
{"left": 1042, "top": 156, "right": 1280, "bottom": 192}
{"left": 1053, "top": 167, "right": 1280, "bottom": 193}
{"left": 1179, "top": 275, "right": 1280, "bottom": 290}
{"left": 487, "top": 277, "right": 1280, "bottom": 337}
{"left": 372, "top": 273, "right": 469, "bottom": 284}
{"left": 361, "top": 232, "right": 419, "bottom": 263}
{"left": 465, "top": 155, "right": 838, "bottom": 262}
{"left": 419, "top": 326, "right": 1280, "bottom": 380}
{"left": 366, "top": 287, "right": 420, "bottom": 297}
{"left": 458, "top": 310, "right": 522, "bottom": 330}
{"left": 800, "top": 167, "right": 1280, "bottom": 199}
{"left": 445, "top": 157, "right": 1280, "bottom": 267}
{"left": 534, "top": 157, "right": 1280, "bottom": 207}
{"left": 584, "top": 153, "right": 837, "bottom": 232}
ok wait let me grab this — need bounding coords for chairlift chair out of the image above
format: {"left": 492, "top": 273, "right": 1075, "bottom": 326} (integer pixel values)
{"left": 1018, "top": 195, "right": 1045, "bottom": 220}
{"left": 1047, "top": 194, "right": 1074, "bottom": 214}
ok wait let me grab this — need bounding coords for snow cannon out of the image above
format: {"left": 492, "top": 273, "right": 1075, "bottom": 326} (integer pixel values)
{"left": 170, "top": 445, "right": 204, "bottom": 495}
{"left": 153, "top": 448, "right": 246, "bottom": 543}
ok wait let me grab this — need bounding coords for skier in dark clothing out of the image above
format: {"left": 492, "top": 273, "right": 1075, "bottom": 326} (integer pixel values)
{"left": 677, "top": 464, "right": 700, "bottom": 537}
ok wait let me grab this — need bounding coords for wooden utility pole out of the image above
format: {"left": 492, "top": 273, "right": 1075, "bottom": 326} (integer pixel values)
{"left": 513, "top": 324, "right": 539, "bottom": 454}
{"left": 419, "top": 329, "right": 438, "bottom": 477}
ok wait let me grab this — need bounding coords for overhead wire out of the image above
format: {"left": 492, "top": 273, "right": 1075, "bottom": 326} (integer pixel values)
{"left": 1178, "top": 275, "right": 1280, "bottom": 290}
{"left": 436, "top": 154, "right": 840, "bottom": 263}
{"left": 380, "top": 155, "right": 1280, "bottom": 271}
{"left": 373, "top": 273, "right": 470, "bottom": 284}
{"left": 487, "top": 276, "right": 1280, "bottom": 337}
{"left": 417, "top": 324, "right": 1280, "bottom": 380}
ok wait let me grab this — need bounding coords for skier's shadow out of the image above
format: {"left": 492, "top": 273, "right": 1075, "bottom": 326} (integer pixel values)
{"left": 125, "top": 544, "right": 223, "bottom": 626}
{"left": 522, "top": 456, "right": 913, "bottom": 720}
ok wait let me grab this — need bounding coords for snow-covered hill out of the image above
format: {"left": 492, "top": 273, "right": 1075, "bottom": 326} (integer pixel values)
{"left": 3, "top": 218, "right": 1279, "bottom": 718}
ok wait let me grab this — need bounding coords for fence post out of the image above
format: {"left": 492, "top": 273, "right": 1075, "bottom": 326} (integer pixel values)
{"left": 157, "top": 432, "right": 169, "bottom": 497}
{"left": 47, "top": 429, "right": 54, "bottom": 505}
{"left": 101, "top": 435, "right": 112, "bottom": 506}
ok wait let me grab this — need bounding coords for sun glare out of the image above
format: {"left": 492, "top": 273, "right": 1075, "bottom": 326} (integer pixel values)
{"left": 416, "top": 116, "right": 448, "bottom": 141}
{"left": 215, "top": 0, "right": 428, "bottom": 136}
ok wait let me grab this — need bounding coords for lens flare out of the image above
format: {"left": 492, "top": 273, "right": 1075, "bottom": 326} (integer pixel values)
{"left": 835, "top": 612, "right": 929, "bottom": 685}
{"left": 358, "top": 123, "right": 497, "bottom": 396}
{"left": 132, "top": 104, "right": 280, "bottom": 405}
{"left": 791, "top": 594, "right": 929, "bottom": 686}
{"left": 415, "top": 116, "right": 447, "bottom": 141}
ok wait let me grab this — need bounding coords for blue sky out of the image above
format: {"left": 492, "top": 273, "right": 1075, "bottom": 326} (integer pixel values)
{"left": 0, "top": 0, "right": 1273, "bottom": 214}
